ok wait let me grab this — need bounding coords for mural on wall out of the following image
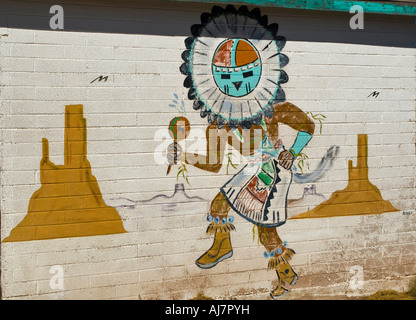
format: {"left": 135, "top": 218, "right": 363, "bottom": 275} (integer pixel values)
{"left": 291, "top": 134, "right": 398, "bottom": 219}
{"left": 173, "top": 5, "right": 320, "bottom": 299}
{"left": 3, "top": 104, "right": 126, "bottom": 242}
{"left": 172, "top": 4, "right": 400, "bottom": 299}
{"left": 1, "top": 4, "right": 403, "bottom": 301}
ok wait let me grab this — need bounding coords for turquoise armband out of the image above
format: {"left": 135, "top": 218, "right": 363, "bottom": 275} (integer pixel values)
{"left": 289, "top": 131, "right": 312, "bottom": 157}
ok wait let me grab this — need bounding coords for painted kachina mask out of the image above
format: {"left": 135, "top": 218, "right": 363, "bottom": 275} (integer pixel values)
{"left": 181, "top": 5, "right": 289, "bottom": 129}
{"left": 212, "top": 38, "right": 262, "bottom": 98}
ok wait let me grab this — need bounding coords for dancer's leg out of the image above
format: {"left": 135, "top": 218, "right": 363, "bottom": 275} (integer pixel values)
{"left": 195, "top": 192, "right": 235, "bottom": 269}
{"left": 258, "top": 226, "right": 297, "bottom": 299}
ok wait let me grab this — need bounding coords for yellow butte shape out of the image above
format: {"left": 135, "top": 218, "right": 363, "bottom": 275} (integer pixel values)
{"left": 3, "top": 105, "right": 126, "bottom": 242}
{"left": 291, "top": 134, "right": 399, "bottom": 219}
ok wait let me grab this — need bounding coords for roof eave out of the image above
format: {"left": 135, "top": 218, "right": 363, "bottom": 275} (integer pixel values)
{"left": 167, "top": 0, "right": 416, "bottom": 16}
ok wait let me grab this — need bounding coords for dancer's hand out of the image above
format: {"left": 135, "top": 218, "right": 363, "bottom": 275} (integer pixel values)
{"left": 278, "top": 150, "right": 294, "bottom": 170}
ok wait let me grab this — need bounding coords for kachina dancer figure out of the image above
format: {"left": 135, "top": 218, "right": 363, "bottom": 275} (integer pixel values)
{"left": 172, "top": 5, "right": 315, "bottom": 298}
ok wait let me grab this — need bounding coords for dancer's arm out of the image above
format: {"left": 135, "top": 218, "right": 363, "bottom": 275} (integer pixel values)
{"left": 266, "top": 102, "right": 315, "bottom": 169}
{"left": 182, "top": 123, "right": 228, "bottom": 173}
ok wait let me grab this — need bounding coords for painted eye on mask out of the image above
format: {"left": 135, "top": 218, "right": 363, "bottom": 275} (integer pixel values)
{"left": 243, "top": 71, "right": 253, "bottom": 78}
{"left": 221, "top": 74, "right": 231, "bottom": 79}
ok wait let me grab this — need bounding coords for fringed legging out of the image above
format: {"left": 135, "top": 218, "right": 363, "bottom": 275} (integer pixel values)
{"left": 207, "top": 192, "right": 283, "bottom": 251}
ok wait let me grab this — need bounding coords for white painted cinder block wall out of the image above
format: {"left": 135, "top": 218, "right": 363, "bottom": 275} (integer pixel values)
{"left": 0, "top": 0, "right": 415, "bottom": 299}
